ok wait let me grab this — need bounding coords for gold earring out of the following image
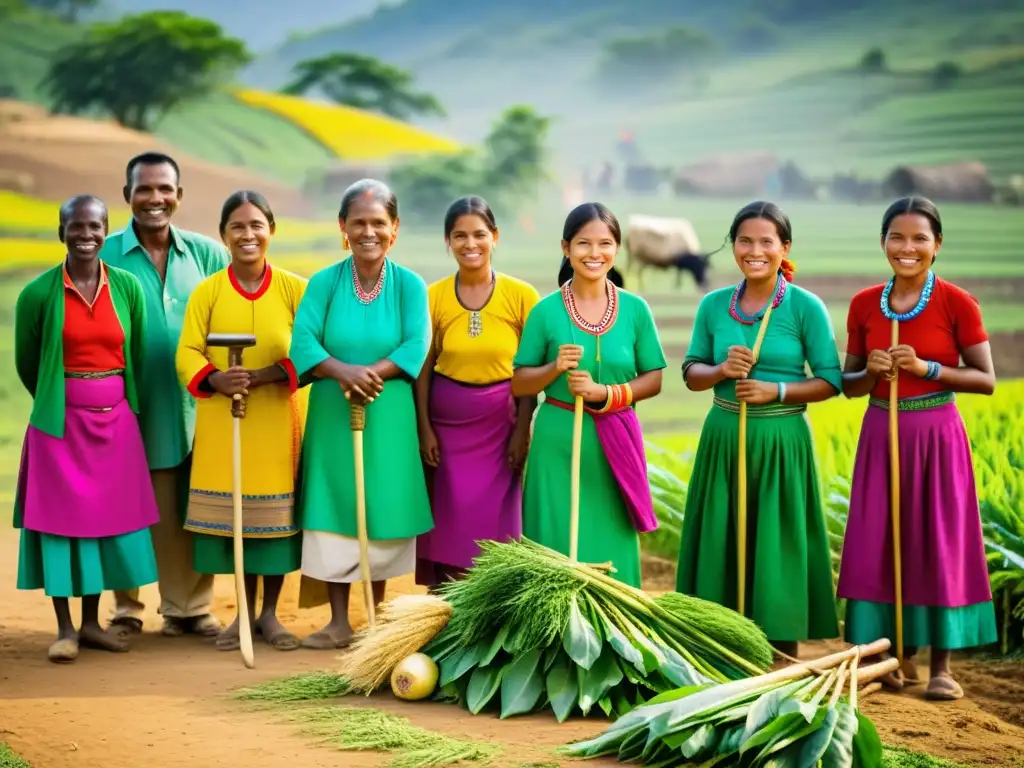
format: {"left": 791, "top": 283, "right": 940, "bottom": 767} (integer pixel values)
{"left": 342, "top": 234, "right": 350, "bottom": 250}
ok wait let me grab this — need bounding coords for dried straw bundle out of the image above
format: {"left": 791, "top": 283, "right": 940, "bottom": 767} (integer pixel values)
{"left": 339, "top": 593, "right": 453, "bottom": 694}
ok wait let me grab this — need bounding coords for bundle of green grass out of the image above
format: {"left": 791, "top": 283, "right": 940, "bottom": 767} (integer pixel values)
{"left": 422, "top": 539, "right": 774, "bottom": 721}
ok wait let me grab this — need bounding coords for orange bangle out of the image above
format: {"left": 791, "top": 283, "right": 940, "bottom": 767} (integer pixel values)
{"left": 596, "top": 385, "right": 614, "bottom": 413}
{"left": 622, "top": 383, "right": 633, "bottom": 407}
{"left": 611, "top": 384, "right": 624, "bottom": 411}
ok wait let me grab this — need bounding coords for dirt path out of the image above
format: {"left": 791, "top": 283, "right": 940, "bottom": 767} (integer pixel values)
{"left": 2, "top": 532, "right": 1022, "bottom": 768}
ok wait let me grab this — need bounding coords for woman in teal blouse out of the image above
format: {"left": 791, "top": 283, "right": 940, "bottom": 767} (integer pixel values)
{"left": 675, "top": 201, "right": 842, "bottom": 657}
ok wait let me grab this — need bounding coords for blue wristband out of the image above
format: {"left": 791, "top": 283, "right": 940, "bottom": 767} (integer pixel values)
{"left": 924, "top": 361, "right": 941, "bottom": 380}
{"left": 777, "top": 382, "right": 786, "bottom": 403}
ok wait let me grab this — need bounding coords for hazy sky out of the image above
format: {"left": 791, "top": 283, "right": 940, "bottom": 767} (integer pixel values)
{"left": 99, "top": 0, "right": 382, "bottom": 51}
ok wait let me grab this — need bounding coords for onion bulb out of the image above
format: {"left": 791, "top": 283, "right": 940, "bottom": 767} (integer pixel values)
{"left": 390, "top": 652, "right": 439, "bottom": 701}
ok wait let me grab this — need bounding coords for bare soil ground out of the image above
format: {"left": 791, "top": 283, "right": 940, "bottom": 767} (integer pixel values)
{"left": 2, "top": 537, "right": 1021, "bottom": 768}
{"left": 0, "top": 100, "right": 309, "bottom": 236}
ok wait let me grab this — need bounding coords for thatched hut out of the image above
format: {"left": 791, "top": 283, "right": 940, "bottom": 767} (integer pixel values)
{"left": 883, "top": 162, "right": 994, "bottom": 203}
{"left": 672, "top": 150, "right": 782, "bottom": 198}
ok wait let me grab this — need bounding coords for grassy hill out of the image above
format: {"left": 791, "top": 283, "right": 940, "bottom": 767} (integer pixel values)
{"left": 0, "top": 7, "right": 335, "bottom": 186}
{"left": 246, "top": 0, "right": 1024, "bottom": 180}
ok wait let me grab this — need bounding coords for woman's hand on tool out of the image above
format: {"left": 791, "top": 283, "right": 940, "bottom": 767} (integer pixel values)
{"left": 889, "top": 344, "right": 927, "bottom": 377}
{"left": 567, "top": 369, "right": 605, "bottom": 402}
{"left": 555, "top": 344, "right": 583, "bottom": 373}
{"left": 209, "top": 366, "right": 250, "bottom": 396}
{"left": 720, "top": 346, "right": 755, "bottom": 379}
{"left": 337, "top": 364, "right": 384, "bottom": 398}
{"left": 866, "top": 349, "right": 895, "bottom": 379}
{"left": 735, "top": 379, "right": 778, "bottom": 405}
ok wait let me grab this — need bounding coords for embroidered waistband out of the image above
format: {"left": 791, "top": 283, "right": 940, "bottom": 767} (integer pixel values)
{"left": 869, "top": 391, "right": 955, "bottom": 411}
{"left": 64, "top": 369, "right": 124, "bottom": 380}
{"left": 713, "top": 396, "right": 807, "bottom": 417}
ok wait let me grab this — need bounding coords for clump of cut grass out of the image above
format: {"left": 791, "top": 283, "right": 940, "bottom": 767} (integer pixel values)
{"left": 424, "top": 538, "right": 775, "bottom": 721}
{"left": 340, "top": 594, "right": 453, "bottom": 694}
{"left": 232, "top": 670, "right": 350, "bottom": 702}
{"left": 286, "top": 705, "right": 503, "bottom": 768}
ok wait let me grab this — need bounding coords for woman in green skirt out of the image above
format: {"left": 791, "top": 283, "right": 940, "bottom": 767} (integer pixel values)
{"left": 14, "top": 195, "right": 158, "bottom": 663}
{"left": 675, "top": 201, "right": 842, "bottom": 656}
{"left": 512, "top": 202, "right": 666, "bottom": 588}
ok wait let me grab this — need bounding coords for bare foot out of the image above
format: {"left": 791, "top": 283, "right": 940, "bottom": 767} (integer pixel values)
{"left": 301, "top": 622, "right": 353, "bottom": 650}
{"left": 79, "top": 622, "right": 130, "bottom": 653}
{"left": 48, "top": 631, "right": 80, "bottom": 664}
{"left": 214, "top": 617, "right": 253, "bottom": 651}
{"left": 257, "top": 614, "right": 299, "bottom": 651}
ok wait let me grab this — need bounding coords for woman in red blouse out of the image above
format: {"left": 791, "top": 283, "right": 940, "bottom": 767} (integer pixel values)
{"left": 837, "top": 196, "right": 996, "bottom": 702}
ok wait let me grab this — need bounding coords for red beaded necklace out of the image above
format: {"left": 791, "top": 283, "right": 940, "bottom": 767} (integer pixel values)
{"left": 562, "top": 278, "right": 618, "bottom": 334}
{"left": 729, "top": 275, "right": 787, "bottom": 325}
{"left": 352, "top": 259, "right": 385, "bottom": 304}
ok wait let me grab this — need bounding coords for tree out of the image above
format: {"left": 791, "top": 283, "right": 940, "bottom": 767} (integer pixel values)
{"left": 390, "top": 104, "right": 551, "bottom": 224}
{"left": 859, "top": 47, "right": 887, "bottom": 73}
{"left": 25, "top": 0, "right": 98, "bottom": 23}
{"left": 282, "top": 52, "right": 444, "bottom": 121}
{"left": 598, "top": 26, "right": 717, "bottom": 88}
{"left": 42, "top": 11, "right": 250, "bottom": 132}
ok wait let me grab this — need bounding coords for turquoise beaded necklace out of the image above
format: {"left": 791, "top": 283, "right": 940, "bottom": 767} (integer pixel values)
{"left": 880, "top": 269, "right": 935, "bottom": 322}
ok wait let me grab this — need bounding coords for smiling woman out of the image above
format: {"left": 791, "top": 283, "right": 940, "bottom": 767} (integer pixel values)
{"left": 676, "top": 200, "right": 842, "bottom": 657}
{"left": 175, "top": 190, "right": 312, "bottom": 653}
{"left": 12, "top": 194, "right": 159, "bottom": 664}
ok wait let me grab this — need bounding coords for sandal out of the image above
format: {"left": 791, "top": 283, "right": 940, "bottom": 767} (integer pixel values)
{"left": 109, "top": 617, "right": 143, "bottom": 635}
{"left": 925, "top": 675, "right": 964, "bottom": 701}
{"left": 300, "top": 629, "right": 352, "bottom": 650}
{"left": 188, "top": 614, "right": 222, "bottom": 637}
{"left": 48, "top": 638, "right": 79, "bottom": 664}
{"left": 262, "top": 627, "right": 300, "bottom": 651}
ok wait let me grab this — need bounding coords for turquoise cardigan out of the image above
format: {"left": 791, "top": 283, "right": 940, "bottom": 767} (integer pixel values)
{"left": 14, "top": 261, "right": 147, "bottom": 438}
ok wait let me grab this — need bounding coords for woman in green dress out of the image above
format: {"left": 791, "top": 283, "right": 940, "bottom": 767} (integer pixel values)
{"left": 511, "top": 202, "right": 666, "bottom": 588}
{"left": 675, "top": 201, "right": 842, "bottom": 656}
{"left": 289, "top": 179, "right": 433, "bottom": 649}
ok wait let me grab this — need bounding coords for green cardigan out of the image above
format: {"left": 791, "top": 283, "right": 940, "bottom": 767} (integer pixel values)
{"left": 14, "top": 261, "right": 147, "bottom": 438}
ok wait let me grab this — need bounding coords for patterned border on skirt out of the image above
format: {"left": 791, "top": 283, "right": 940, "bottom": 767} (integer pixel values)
{"left": 713, "top": 396, "right": 807, "bottom": 418}
{"left": 868, "top": 391, "right": 955, "bottom": 411}
{"left": 184, "top": 489, "right": 298, "bottom": 538}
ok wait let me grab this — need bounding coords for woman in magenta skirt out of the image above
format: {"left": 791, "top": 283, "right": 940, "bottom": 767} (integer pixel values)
{"left": 837, "top": 196, "right": 997, "bottom": 701}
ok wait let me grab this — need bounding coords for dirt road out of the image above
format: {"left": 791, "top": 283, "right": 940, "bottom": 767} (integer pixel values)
{"left": 2, "top": 531, "right": 1022, "bottom": 768}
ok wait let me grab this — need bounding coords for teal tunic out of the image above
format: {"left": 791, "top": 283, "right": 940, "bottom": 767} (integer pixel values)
{"left": 675, "top": 279, "right": 842, "bottom": 641}
{"left": 289, "top": 257, "right": 433, "bottom": 540}
{"left": 512, "top": 287, "right": 667, "bottom": 588}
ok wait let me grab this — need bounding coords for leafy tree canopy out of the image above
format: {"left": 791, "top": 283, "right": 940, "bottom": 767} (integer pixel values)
{"left": 283, "top": 52, "right": 445, "bottom": 121}
{"left": 43, "top": 10, "right": 250, "bottom": 131}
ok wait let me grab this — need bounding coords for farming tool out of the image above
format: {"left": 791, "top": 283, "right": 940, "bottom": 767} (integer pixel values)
{"left": 737, "top": 304, "right": 775, "bottom": 617}
{"left": 206, "top": 332, "right": 257, "bottom": 669}
{"left": 889, "top": 318, "right": 904, "bottom": 665}
{"left": 345, "top": 389, "right": 376, "bottom": 628}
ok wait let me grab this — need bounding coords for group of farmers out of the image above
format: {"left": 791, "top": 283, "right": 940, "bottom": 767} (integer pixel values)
{"left": 12, "top": 150, "right": 996, "bottom": 706}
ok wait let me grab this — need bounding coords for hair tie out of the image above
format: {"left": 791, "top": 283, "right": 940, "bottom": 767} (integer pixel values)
{"left": 779, "top": 258, "right": 796, "bottom": 283}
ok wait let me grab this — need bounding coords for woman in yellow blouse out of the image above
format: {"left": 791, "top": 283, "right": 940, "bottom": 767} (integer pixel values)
{"left": 414, "top": 196, "right": 540, "bottom": 588}
{"left": 176, "top": 190, "right": 309, "bottom": 651}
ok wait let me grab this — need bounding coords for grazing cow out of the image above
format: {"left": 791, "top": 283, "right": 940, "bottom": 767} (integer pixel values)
{"left": 624, "top": 214, "right": 715, "bottom": 292}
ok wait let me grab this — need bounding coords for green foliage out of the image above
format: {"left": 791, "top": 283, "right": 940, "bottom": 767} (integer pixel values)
{"left": 563, "top": 652, "right": 884, "bottom": 767}
{"left": 42, "top": 11, "right": 251, "bottom": 131}
{"left": 859, "top": 47, "right": 888, "bottom": 72}
{"left": 932, "top": 61, "right": 964, "bottom": 88}
{"left": 0, "top": 742, "right": 32, "bottom": 768}
{"left": 598, "top": 26, "right": 717, "bottom": 87}
{"left": 423, "top": 539, "right": 773, "bottom": 722}
{"left": 282, "top": 52, "right": 444, "bottom": 121}
{"left": 390, "top": 105, "right": 551, "bottom": 224}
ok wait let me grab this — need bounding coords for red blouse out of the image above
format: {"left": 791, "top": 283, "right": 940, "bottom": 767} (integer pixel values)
{"left": 62, "top": 264, "right": 127, "bottom": 373}
{"left": 846, "top": 277, "right": 988, "bottom": 401}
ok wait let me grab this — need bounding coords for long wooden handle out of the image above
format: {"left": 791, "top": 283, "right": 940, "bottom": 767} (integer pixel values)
{"left": 889, "top": 319, "right": 903, "bottom": 665}
{"left": 737, "top": 303, "right": 775, "bottom": 617}
{"left": 569, "top": 395, "right": 584, "bottom": 562}
{"left": 349, "top": 400, "right": 375, "bottom": 628}
{"left": 232, "top": 413, "right": 255, "bottom": 669}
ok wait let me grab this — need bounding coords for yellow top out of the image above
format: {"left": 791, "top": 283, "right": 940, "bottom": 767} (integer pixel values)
{"left": 428, "top": 272, "right": 540, "bottom": 385}
{"left": 175, "top": 263, "right": 309, "bottom": 538}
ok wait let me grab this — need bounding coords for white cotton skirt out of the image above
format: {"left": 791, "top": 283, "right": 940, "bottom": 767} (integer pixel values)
{"left": 301, "top": 530, "right": 416, "bottom": 583}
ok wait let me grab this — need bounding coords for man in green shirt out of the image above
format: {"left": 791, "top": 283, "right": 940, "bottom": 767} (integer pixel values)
{"left": 103, "top": 152, "right": 229, "bottom": 638}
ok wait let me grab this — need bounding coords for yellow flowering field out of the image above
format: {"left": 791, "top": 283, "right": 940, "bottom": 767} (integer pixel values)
{"left": 234, "top": 89, "right": 462, "bottom": 160}
{"left": 0, "top": 238, "right": 63, "bottom": 270}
